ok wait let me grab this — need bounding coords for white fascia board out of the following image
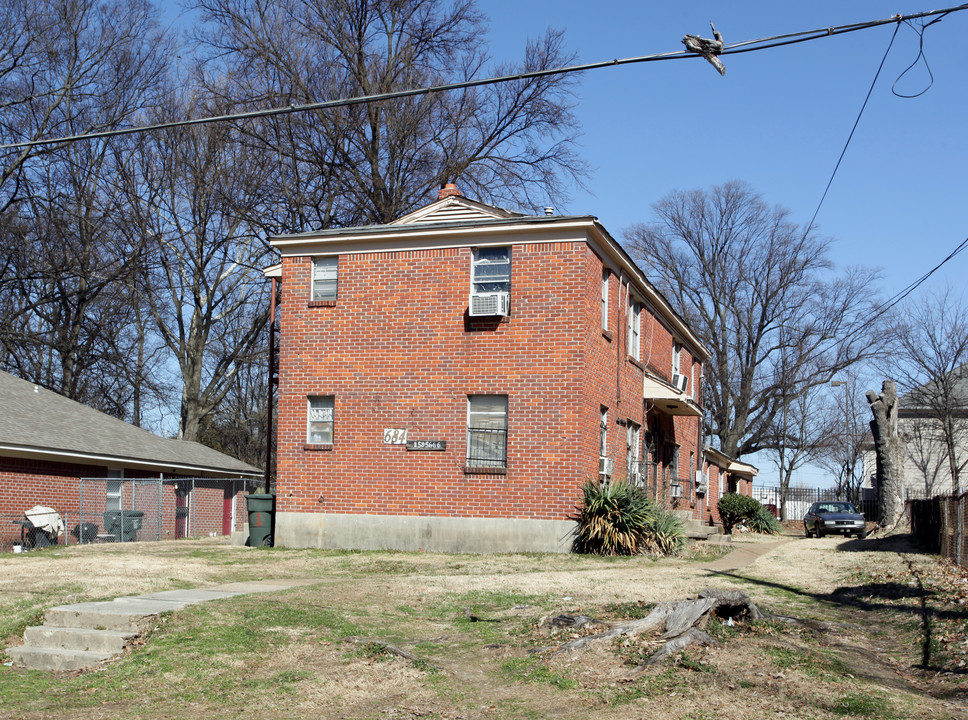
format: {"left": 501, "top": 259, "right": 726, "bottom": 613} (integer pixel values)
{"left": 0, "top": 444, "right": 262, "bottom": 478}
{"left": 727, "top": 460, "right": 759, "bottom": 477}
{"left": 703, "top": 447, "right": 734, "bottom": 468}
{"left": 271, "top": 220, "right": 593, "bottom": 256}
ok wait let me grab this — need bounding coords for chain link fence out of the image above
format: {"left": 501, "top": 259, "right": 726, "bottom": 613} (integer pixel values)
{"left": 1, "top": 477, "right": 261, "bottom": 552}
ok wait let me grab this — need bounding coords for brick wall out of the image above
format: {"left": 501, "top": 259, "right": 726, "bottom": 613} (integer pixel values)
{"left": 275, "top": 236, "right": 706, "bottom": 525}
{"left": 276, "top": 242, "right": 588, "bottom": 521}
{"left": 0, "top": 457, "right": 247, "bottom": 547}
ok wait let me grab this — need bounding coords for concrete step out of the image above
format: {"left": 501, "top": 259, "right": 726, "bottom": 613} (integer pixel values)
{"left": 44, "top": 598, "right": 186, "bottom": 633}
{"left": 4, "top": 645, "right": 114, "bottom": 672}
{"left": 6, "top": 580, "right": 308, "bottom": 672}
{"left": 682, "top": 519, "right": 723, "bottom": 540}
{"left": 24, "top": 625, "right": 135, "bottom": 654}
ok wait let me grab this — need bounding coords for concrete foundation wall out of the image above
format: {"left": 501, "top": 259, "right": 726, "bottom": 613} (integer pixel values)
{"left": 276, "top": 511, "right": 576, "bottom": 554}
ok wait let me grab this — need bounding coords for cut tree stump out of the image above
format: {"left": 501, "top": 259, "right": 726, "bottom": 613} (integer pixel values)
{"left": 550, "top": 587, "right": 769, "bottom": 669}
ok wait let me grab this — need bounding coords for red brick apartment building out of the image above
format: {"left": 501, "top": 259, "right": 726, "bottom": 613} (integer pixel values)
{"left": 269, "top": 187, "right": 737, "bottom": 552}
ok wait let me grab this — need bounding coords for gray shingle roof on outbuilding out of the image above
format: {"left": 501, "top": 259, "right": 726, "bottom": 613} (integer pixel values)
{"left": 0, "top": 370, "right": 260, "bottom": 477}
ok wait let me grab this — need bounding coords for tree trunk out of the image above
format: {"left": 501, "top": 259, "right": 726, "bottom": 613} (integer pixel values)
{"left": 866, "top": 380, "right": 905, "bottom": 527}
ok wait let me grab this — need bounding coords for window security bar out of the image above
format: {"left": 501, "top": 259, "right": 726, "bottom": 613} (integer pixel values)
{"left": 466, "top": 427, "right": 508, "bottom": 468}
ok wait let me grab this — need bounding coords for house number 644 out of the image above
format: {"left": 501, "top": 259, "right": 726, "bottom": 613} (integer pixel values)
{"left": 383, "top": 428, "right": 408, "bottom": 445}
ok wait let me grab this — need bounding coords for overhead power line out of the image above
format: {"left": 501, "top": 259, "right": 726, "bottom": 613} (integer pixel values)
{"left": 1, "top": 4, "right": 967, "bottom": 152}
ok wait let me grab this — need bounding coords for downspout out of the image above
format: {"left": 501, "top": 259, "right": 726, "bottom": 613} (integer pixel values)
{"left": 616, "top": 272, "right": 624, "bottom": 407}
{"left": 697, "top": 370, "right": 705, "bottom": 521}
{"left": 264, "top": 275, "right": 278, "bottom": 494}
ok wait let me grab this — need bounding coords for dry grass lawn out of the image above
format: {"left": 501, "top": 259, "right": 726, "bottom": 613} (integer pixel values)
{"left": 0, "top": 532, "right": 966, "bottom": 720}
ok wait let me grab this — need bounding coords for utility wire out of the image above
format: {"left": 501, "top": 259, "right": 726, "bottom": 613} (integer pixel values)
{"left": 860, "top": 235, "right": 968, "bottom": 325}
{"left": 1, "top": 4, "right": 967, "bottom": 152}
{"left": 802, "top": 23, "right": 900, "bottom": 239}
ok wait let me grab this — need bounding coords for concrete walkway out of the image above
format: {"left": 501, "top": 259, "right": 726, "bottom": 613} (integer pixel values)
{"left": 6, "top": 579, "right": 317, "bottom": 672}
{"left": 701, "top": 537, "right": 794, "bottom": 572}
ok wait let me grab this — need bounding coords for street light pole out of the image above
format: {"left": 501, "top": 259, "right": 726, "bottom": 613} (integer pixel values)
{"left": 831, "top": 380, "right": 849, "bottom": 500}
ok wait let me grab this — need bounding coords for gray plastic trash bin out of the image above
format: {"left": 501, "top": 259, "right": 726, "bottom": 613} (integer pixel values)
{"left": 103, "top": 510, "right": 144, "bottom": 542}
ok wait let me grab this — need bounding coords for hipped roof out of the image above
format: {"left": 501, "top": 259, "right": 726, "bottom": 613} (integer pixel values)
{"left": 0, "top": 371, "right": 261, "bottom": 477}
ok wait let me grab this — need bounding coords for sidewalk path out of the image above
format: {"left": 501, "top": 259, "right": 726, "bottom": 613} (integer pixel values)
{"left": 6, "top": 579, "right": 319, "bottom": 671}
{"left": 701, "top": 537, "right": 794, "bottom": 572}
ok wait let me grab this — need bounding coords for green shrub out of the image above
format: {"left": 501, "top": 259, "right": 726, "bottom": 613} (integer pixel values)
{"left": 717, "top": 493, "right": 761, "bottom": 535}
{"left": 572, "top": 481, "right": 683, "bottom": 556}
{"left": 746, "top": 505, "right": 782, "bottom": 535}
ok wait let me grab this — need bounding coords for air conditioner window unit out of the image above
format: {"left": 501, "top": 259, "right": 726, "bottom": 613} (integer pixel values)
{"left": 671, "top": 373, "right": 688, "bottom": 393}
{"left": 469, "top": 292, "right": 510, "bottom": 317}
{"left": 695, "top": 470, "right": 707, "bottom": 495}
{"left": 670, "top": 482, "right": 683, "bottom": 498}
{"left": 599, "top": 457, "right": 613, "bottom": 477}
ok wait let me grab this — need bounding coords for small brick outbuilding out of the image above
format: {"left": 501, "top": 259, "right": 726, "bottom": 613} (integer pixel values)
{"left": 0, "top": 370, "right": 261, "bottom": 547}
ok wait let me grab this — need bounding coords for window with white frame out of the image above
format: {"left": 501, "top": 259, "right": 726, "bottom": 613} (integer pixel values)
{"left": 469, "top": 247, "right": 511, "bottom": 316}
{"left": 627, "top": 296, "right": 641, "bottom": 360}
{"left": 601, "top": 270, "right": 609, "bottom": 331}
{"left": 307, "top": 396, "right": 334, "bottom": 444}
{"left": 312, "top": 257, "right": 338, "bottom": 302}
{"left": 106, "top": 469, "right": 123, "bottom": 512}
{"left": 466, "top": 395, "right": 508, "bottom": 468}
{"left": 670, "top": 444, "right": 681, "bottom": 496}
{"left": 599, "top": 406, "right": 612, "bottom": 478}
{"left": 672, "top": 342, "right": 682, "bottom": 376}
{"left": 626, "top": 421, "right": 641, "bottom": 483}
{"left": 471, "top": 247, "right": 511, "bottom": 295}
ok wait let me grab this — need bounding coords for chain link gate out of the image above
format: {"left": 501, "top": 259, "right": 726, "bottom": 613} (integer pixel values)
{"left": 75, "top": 476, "right": 260, "bottom": 544}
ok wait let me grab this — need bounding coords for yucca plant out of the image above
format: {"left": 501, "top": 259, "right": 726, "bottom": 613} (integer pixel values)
{"left": 640, "top": 507, "right": 687, "bottom": 556}
{"left": 572, "top": 480, "right": 685, "bottom": 556}
{"left": 745, "top": 505, "right": 782, "bottom": 535}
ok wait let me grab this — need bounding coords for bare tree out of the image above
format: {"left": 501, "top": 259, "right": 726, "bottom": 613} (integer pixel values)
{"left": 891, "top": 288, "right": 968, "bottom": 494}
{"left": 813, "top": 373, "right": 872, "bottom": 506}
{"left": 625, "top": 181, "right": 883, "bottom": 463}
{"left": 191, "top": 0, "right": 587, "bottom": 230}
{"left": 0, "top": 0, "right": 172, "bottom": 418}
{"left": 120, "top": 89, "right": 272, "bottom": 442}
{"left": 0, "top": 0, "right": 171, "bottom": 211}
{"left": 768, "top": 382, "right": 829, "bottom": 520}
{"left": 901, "top": 416, "right": 949, "bottom": 495}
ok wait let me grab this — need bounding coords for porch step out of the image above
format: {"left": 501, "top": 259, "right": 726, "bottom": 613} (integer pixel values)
{"left": 682, "top": 518, "right": 723, "bottom": 540}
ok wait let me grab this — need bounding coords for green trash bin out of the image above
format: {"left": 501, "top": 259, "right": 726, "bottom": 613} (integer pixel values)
{"left": 103, "top": 510, "right": 144, "bottom": 542}
{"left": 245, "top": 494, "right": 275, "bottom": 547}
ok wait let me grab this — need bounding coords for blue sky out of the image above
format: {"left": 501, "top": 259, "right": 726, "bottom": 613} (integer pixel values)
{"left": 479, "top": 1, "right": 966, "bottom": 299}
{"left": 478, "top": 2, "right": 968, "bottom": 487}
